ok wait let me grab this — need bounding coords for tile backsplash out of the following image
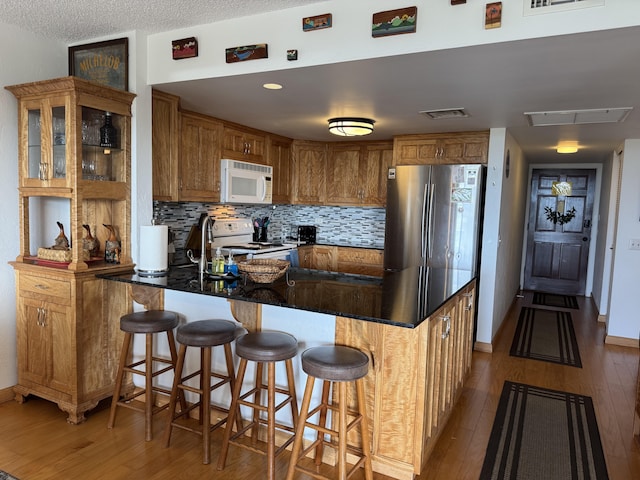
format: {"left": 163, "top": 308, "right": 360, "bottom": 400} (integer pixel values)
{"left": 153, "top": 202, "right": 386, "bottom": 261}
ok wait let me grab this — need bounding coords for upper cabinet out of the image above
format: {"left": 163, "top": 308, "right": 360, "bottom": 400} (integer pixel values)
{"left": 6, "top": 76, "right": 135, "bottom": 270}
{"left": 326, "top": 142, "right": 393, "bottom": 206}
{"left": 180, "top": 111, "right": 223, "bottom": 201}
{"left": 267, "top": 135, "right": 292, "bottom": 204}
{"left": 222, "top": 124, "right": 266, "bottom": 163}
{"left": 292, "top": 140, "right": 327, "bottom": 205}
{"left": 393, "top": 131, "right": 489, "bottom": 165}
{"left": 152, "top": 90, "right": 180, "bottom": 201}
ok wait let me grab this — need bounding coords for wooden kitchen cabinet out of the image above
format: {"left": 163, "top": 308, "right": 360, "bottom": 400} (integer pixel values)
{"left": 326, "top": 142, "right": 393, "bottom": 206}
{"left": 152, "top": 89, "right": 180, "bottom": 201}
{"left": 6, "top": 76, "right": 136, "bottom": 422}
{"left": 292, "top": 140, "right": 327, "bottom": 205}
{"left": 335, "top": 281, "right": 476, "bottom": 479}
{"left": 393, "top": 131, "right": 489, "bottom": 165}
{"left": 179, "top": 111, "right": 223, "bottom": 201}
{"left": 222, "top": 123, "right": 266, "bottom": 163}
{"left": 337, "top": 247, "right": 384, "bottom": 277}
{"left": 266, "top": 134, "right": 292, "bottom": 204}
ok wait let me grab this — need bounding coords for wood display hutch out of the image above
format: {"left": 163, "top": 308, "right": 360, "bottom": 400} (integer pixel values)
{"left": 6, "top": 77, "right": 136, "bottom": 423}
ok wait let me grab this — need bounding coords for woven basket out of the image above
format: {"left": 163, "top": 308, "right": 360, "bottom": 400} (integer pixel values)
{"left": 237, "top": 259, "right": 290, "bottom": 284}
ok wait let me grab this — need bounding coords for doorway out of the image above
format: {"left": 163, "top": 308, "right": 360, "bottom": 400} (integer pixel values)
{"left": 523, "top": 168, "right": 597, "bottom": 295}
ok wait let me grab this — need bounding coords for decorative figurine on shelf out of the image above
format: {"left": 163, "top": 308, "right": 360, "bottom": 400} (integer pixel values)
{"left": 53, "top": 221, "right": 70, "bottom": 250}
{"left": 82, "top": 224, "right": 99, "bottom": 258}
{"left": 100, "top": 112, "right": 118, "bottom": 149}
{"left": 103, "top": 224, "right": 121, "bottom": 264}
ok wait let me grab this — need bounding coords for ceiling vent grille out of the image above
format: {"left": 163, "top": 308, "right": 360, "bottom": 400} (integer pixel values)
{"left": 419, "top": 108, "right": 469, "bottom": 120}
{"left": 525, "top": 0, "right": 605, "bottom": 16}
{"left": 524, "top": 107, "right": 632, "bottom": 126}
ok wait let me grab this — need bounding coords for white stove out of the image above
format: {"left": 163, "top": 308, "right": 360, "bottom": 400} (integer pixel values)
{"left": 210, "top": 218, "right": 298, "bottom": 261}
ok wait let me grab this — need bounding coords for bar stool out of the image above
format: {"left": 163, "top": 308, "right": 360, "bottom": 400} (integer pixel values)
{"left": 108, "top": 310, "right": 182, "bottom": 441}
{"left": 217, "top": 331, "right": 299, "bottom": 480}
{"left": 163, "top": 319, "right": 241, "bottom": 465}
{"left": 286, "top": 345, "right": 373, "bottom": 480}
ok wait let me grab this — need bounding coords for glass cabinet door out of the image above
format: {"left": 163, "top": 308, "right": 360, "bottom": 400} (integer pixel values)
{"left": 52, "top": 106, "right": 66, "bottom": 179}
{"left": 81, "top": 107, "right": 124, "bottom": 182}
{"left": 27, "top": 104, "right": 67, "bottom": 182}
{"left": 27, "top": 109, "right": 42, "bottom": 179}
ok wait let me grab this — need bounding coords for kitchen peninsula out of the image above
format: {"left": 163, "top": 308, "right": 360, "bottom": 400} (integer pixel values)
{"left": 100, "top": 265, "right": 476, "bottom": 480}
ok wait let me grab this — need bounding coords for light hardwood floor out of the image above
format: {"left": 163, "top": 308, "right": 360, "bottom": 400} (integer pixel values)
{"left": 0, "top": 292, "right": 638, "bottom": 479}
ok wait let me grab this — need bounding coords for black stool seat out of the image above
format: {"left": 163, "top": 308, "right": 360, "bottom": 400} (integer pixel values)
{"left": 235, "top": 331, "right": 298, "bottom": 362}
{"left": 302, "top": 346, "right": 369, "bottom": 382}
{"left": 120, "top": 310, "right": 178, "bottom": 333}
{"left": 176, "top": 319, "right": 237, "bottom": 347}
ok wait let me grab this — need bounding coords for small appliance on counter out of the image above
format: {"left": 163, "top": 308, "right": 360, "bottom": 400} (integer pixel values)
{"left": 297, "top": 225, "right": 317, "bottom": 244}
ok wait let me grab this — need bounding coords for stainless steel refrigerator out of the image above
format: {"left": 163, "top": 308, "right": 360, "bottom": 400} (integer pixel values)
{"left": 383, "top": 164, "right": 484, "bottom": 274}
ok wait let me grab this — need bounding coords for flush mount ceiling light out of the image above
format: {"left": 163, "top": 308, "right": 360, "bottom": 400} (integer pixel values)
{"left": 525, "top": 107, "right": 632, "bottom": 126}
{"left": 419, "top": 108, "right": 469, "bottom": 120}
{"left": 328, "top": 117, "right": 375, "bottom": 136}
{"left": 262, "top": 83, "right": 283, "bottom": 90}
{"left": 556, "top": 141, "right": 579, "bottom": 154}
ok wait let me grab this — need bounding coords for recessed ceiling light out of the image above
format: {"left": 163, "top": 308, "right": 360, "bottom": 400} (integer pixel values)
{"left": 525, "top": 107, "right": 632, "bottom": 126}
{"left": 419, "top": 108, "right": 469, "bottom": 119}
{"left": 263, "top": 83, "right": 283, "bottom": 90}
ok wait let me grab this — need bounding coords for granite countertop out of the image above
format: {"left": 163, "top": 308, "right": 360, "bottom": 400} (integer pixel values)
{"left": 98, "top": 265, "right": 474, "bottom": 328}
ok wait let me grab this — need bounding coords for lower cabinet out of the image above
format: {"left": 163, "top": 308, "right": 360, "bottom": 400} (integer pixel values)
{"left": 335, "top": 281, "right": 476, "bottom": 479}
{"left": 297, "top": 245, "right": 383, "bottom": 277}
{"left": 13, "top": 264, "right": 133, "bottom": 424}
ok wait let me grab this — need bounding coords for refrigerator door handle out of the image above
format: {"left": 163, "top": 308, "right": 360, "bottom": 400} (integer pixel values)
{"left": 421, "top": 183, "right": 429, "bottom": 262}
{"left": 427, "top": 183, "right": 436, "bottom": 259}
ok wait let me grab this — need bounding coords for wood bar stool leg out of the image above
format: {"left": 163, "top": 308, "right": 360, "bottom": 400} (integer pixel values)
{"left": 202, "top": 346, "right": 212, "bottom": 464}
{"left": 145, "top": 333, "right": 154, "bottom": 441}
{"left": 163, "top": 343, "right": 187, "bottom": 448}
{"left": 251, "top": 362, "right": 264, "bottom": 445}
{"left": 217, "top": 358, "right": 248, "bottom": 471}
{"left": 108, "top": 332, "right": 132, "bottom": 429}
{"left": 285, "top": 375, "right": 315, "bottom": 480}
{"left": 357, "top": 378, "right": 374, "bottom": 480}
{"left": 224, "top": 343, "right": 243, "bottom": 433}
{"left": 285, "top": 358, "right": 299, "bottom": 429}
{"left": 315, "top": 379, "right": 331, "bottom": 466}
{"left": 267, "top": 362, "right": 276, "bottom": 480}
{"left": 337, "top": 381, "right": 348, "bottom": 480}
{"left": 166, "top": 329, "right": 187, "bottom": 413}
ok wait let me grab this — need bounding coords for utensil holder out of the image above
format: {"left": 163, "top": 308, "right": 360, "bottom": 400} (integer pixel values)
{"left": 253, "top": 227, "right": 267, "bottom": 242}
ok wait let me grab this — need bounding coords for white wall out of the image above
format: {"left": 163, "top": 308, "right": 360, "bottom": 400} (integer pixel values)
{"left": 476, "top": 129, "right": 528, "bottom": 346}
{"left": 147, "top": 0, "right": 640, "bottom": 87}
{"left": 608, "top": 140, "right": 640, "bottom": 341}
{"left": 0, "top": 23, "right": 67, "bottom": 390}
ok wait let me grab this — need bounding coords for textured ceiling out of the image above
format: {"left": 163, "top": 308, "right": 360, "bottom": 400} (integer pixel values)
{"left": 0, "top": 0, "right": 324, "bottom": 43}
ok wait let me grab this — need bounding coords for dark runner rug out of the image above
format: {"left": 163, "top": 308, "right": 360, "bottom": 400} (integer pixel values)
{"left": 480, "top": 381, "right": 609, "bottom": 480}
{"left": 0, "top": 472, "right": 20, "bottom": 480}
{"left": 510, "top": 307, "right": 582, "bottom": 367}
{"left": 533, "top": 291, "right": 579, "bottom": 309}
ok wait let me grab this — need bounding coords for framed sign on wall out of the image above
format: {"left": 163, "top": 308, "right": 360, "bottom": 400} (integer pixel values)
{"left": 69, "top": 38, "right": 129, "bottom": 91}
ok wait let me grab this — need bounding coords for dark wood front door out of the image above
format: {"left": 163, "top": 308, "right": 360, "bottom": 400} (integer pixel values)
{"left": 523, "top": 168, "right": 596, "bottom": 295}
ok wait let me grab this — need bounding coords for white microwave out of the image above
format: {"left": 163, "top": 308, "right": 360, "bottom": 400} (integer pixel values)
{"left": 220, "top": 159, "right": 273, "bottom": 204}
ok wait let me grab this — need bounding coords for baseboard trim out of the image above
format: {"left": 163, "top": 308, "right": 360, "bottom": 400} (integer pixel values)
{"left": 0, "top": 386, "right": 16, "bottom": 404}
{"left": 474, "top": 341, "right": 493, "bottom": 353}
{"left": 604, "top": 335, "right": 639, "bottom": 349}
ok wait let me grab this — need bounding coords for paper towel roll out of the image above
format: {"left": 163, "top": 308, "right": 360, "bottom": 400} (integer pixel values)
{"left": 138, "top": 225, "right": 169, "bottom": 274}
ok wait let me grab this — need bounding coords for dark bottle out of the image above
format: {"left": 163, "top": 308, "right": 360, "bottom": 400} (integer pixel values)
{"left": 100, "top": 112, "right": 118, "bottom": 148}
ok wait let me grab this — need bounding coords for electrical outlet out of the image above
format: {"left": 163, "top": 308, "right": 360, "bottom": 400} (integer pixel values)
{"left": 629, "top": 238, "right": 640, "bottom": 250}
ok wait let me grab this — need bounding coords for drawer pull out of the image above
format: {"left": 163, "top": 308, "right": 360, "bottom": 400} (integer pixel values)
{"left": 441, "top": 315, "right": 451, "bottom": 339}
{"left": 34, "top": 284, "right": 50, "bottom": 290}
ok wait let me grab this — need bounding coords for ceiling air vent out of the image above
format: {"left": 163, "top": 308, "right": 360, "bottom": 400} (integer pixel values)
{"left": 525, "top": 0, "right": 605, "bottom": 16}
{"left": 419, "top": 108, "right": 469, "bottom": 120}
{"left": 525, "top": 107, "right": 632, "bottom": 126}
